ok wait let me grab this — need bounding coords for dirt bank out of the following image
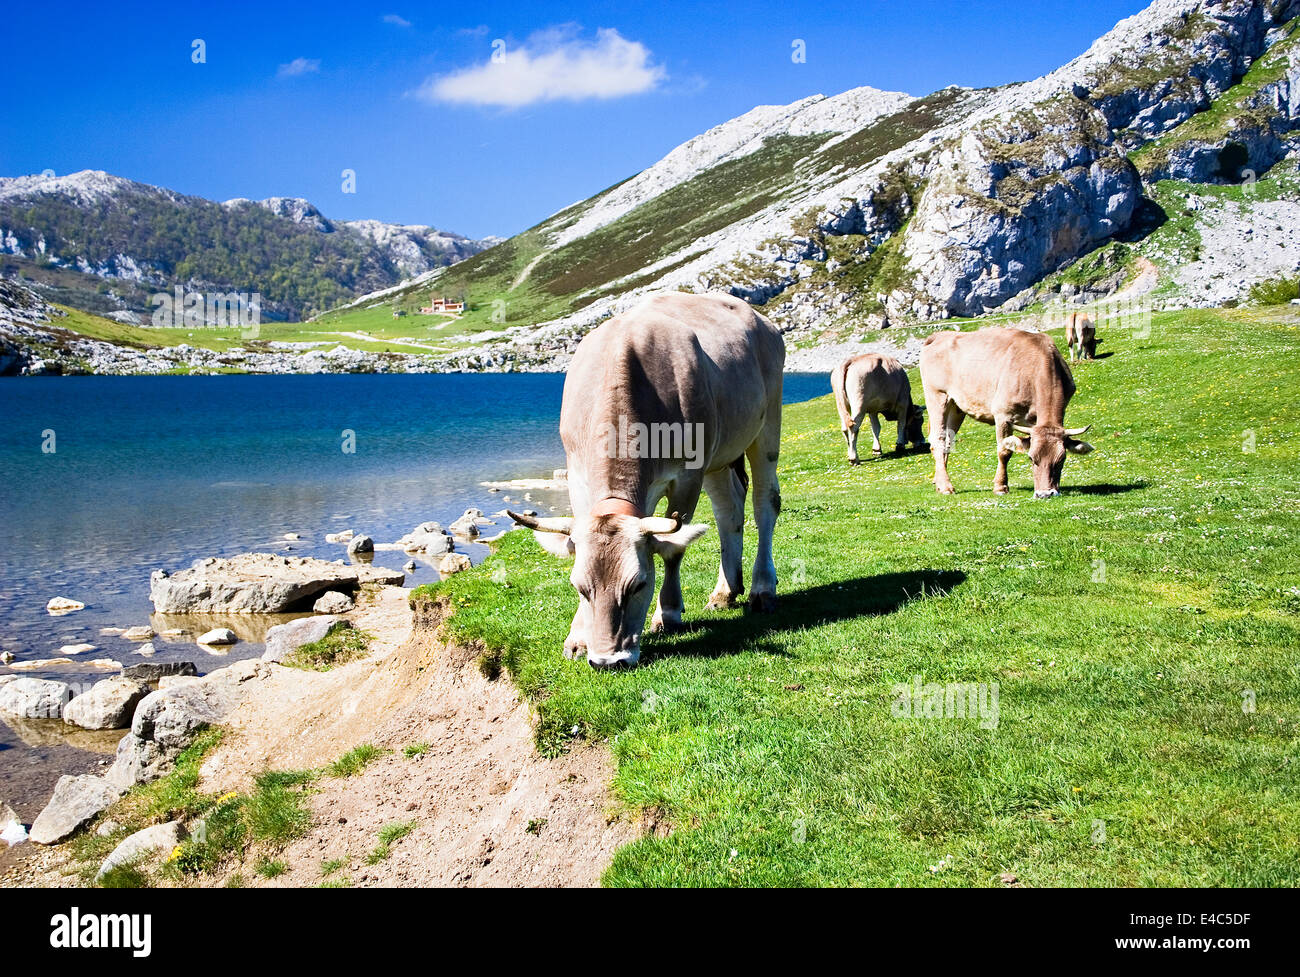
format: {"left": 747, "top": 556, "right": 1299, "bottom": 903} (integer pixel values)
{"left": 202, "top": 586, "right": 638, "bottom": 887}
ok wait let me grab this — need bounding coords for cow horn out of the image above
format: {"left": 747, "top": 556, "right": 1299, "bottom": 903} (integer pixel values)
{"left": 1012, "top": 423, "right": 1033, "bottom": 436}
{"left": 507, "top": 510, "right": 573, "bottom": 535}
{"left": 640, "top": 511, "right": 683, "bottom": 535}
{"left": 1064, "top": 425, "right": 1091, "bottom": 437}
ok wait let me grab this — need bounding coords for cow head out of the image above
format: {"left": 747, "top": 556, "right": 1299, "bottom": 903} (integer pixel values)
{"left": 906, "top": 403, "right": 927, "bottom": 447}
{"left": 1001, "top": 423, "right": 1093, "bottom": 498}
{"left": 508, "top": 509, "right": 708, "bottom": 668}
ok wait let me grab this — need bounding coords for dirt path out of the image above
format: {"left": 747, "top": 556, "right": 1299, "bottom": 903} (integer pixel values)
{"left": 202, "top": 587, "right": 638, "bottom": 887}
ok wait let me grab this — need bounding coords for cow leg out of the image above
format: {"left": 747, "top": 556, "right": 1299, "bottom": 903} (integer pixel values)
{"left": 895, "top": 413, "right": 908, "bottom": 453}
{"left": 844, "top": 421, "right": 861, "bottom": 465}
{"left": 927, "top": 393, "right": 964, "bottom": 495}
{"left": 746, "top": 405, "right": 782, "bottom": 613}
{"left": 868, "top": 414, "right": 883, "bottom": 455}
{"left": 564, "top": 601, "right": 590, "bottom": 660}
{"left": 703, "top": 462, "right": 747, "bottom": 609}
{"left": 994, "top": 416, "right": 1014, "bottom": 495}
{"left": 650, "top": 476, "right": 703, "bottom": 634}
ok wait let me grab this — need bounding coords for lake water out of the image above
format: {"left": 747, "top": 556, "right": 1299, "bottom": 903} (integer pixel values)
{"left": 0, "top": 372, "right": 829, "bottom": 817}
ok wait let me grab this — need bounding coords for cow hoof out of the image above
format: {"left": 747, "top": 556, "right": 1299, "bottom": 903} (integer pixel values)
{"left": 936, "top": 485, "right": 955, "bottom": 496}
{"left": 649, "top": 613, "right": 682, "bottom": 634}
{"left": 849, "top": 458, "right": 861, "bottom": 466}
{"left": 994, "top": 487, "right": 1008, "bottom": 496}
{"left": 747, "top": 592, "right": 778, "bottom": 614}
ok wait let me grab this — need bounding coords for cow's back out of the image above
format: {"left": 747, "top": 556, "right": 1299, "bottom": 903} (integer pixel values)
{"left": 921, "top": 327, "right": 1072, "bottom": 424}
{"left": 561, "top": 292, "right": 784, "bottom": 470}
{"left": 838, "top": 352, "right": 910, "bottom": 418}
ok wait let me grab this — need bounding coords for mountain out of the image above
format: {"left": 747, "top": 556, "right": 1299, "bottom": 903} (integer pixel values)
{"left": 0, "top": 171, "right": 494, "bottom": 321}
{"left": 331, "top": 0, "right": 1298, "bottom": 365}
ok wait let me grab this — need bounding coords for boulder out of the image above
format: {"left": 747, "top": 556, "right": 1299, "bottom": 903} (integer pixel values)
{"left": 450, "top": 508, "right": 492, "bottom": 537}
{"left": 96, "top": 821, "right": 187, "bottom": 880}
{"left": 439, "top": 553, "right": 472, "bottom": 576}
{"left": 0, "top": 677, "right": 74, "bottom": 719}
{"left": 29, "top": 775, "right": 124, "bottom": 845}
{"left": 63, "top": 677, "right": 151, "bottom": 731}
{"left": 158, "top": 675, "right": 200, "bottom": 689}
{"left": 121, "top": 661, "right": 199, "bottom": 683}
{"left": 149, "top": 553, "right": 401, "bottom": 614}
{"left": 135, "top": 642, "right": 157, "bottom": 656}
{"left": 197, "top": 627, "right": 237, "bottom": 645}
{"left": 107, "top": 662, "right": 268, "bottom": 788}
{"left": 46, "top": 597, "right": 85, "bottom": 614}
{"left": 59, "top": 643, "right": 96, "bottom": 655}
{"left": 347, "top": 535, "right": 374, "bottom": 555}
{"left": 122, "top": 626, "right": 155, "bottom": 641}
{"left": 312, "top": 591, "right": 354, "bottom": 614}
{"left": 262, "top": 615, "right": 347, "bottom": 664}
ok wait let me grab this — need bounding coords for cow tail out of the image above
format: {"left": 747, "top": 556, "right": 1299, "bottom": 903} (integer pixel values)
{"left": 832, "top": 360, "right": 853, "bottom": 432}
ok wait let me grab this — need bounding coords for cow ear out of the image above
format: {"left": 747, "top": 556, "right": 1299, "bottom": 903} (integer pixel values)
{"left": 1000, "top": 435, "right": 1028, "bottom": 454}
{"left": 1065, "top": 438, "right": 1094, "bottom": 455}
{"left": 648, "top": 523, "right": 709, "bottom": 559}
{"left": 532, "top": 529, "right": 576, "bottom": 559}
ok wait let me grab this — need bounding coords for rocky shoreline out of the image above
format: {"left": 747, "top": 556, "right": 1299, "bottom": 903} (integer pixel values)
{"left": 0, "top": 507, "right": 532, "bottom": 872}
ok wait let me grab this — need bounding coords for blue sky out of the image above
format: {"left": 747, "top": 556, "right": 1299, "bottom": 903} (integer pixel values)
{"left": 1, "top": 1, "right": 1150, "bottom": 239}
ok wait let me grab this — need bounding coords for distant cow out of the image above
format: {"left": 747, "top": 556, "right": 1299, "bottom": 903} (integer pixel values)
{"left": 831, "top": 353, "right": 926, "bottom": 463}
{"left": 509, "top": 292, "right": 785, "bottom": 668}
{"left": 919, "top": 327, "right": 1094, "bottom": 498}
{"left": 1065, "top": 311, "right": 1096, "bottom": 362}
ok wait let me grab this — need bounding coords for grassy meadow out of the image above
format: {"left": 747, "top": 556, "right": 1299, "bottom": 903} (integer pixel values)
{"left": 420, "top": 305, "right": 1300, "bottom": 886}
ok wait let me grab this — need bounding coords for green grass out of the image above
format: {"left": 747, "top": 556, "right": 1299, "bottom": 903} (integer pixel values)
{"left": 419, "top": 306, "right": 1300, "bottom": 886}
{"left": 403, "top": 742, "right": 429, "bottom": 758}
{"left": 366, "top": 820, "right": 416, "bottom": 864}
{"left": 255, "top": 857, "right": 289, "bottom": 879}
{"left": 327, "top": 743, "right": 389, "bottom": 778}
{"left": 320, "top": 858, "right": 347, "bottom": 877}
{"left": 283, "top": 623, "right": 372, "bottom": 671}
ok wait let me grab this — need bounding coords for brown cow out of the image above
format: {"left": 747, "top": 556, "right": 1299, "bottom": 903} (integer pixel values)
{"left": 509, "top": 292, "right": 785, "bottom": 668}
{"left": 831, "top": 353, "right": 926, "bottom": 463}
{"left": 1065, "top": 311, "right": 1096, "bottom": 362}
{"left": 919, "top": 327, "right": 1093, "bottom": 498}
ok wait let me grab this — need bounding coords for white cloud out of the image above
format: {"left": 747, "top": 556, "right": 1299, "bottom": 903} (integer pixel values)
{"left": 419, "top": 27, "right": 665, "bottom": 108}
{"left": 277, "top": 57, "right": 320, "bottom": 78}
{"left": 382, "top": 14, "right": 411, "bottom": 27}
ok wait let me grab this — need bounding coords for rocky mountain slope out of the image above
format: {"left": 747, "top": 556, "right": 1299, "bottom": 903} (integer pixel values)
{"left": 336, "top": 0, "right": 1298, "bottom": 362}
{"left": 0, "top": 171, "right": 492, "bottom": 321}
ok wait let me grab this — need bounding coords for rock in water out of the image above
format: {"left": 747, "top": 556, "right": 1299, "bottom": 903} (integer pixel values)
{"left": 30, "top": 775, "right": 124, "bottom": 845}
{"left": 121, "top": 661, "right": 199, "bottom": 683}
{"left": 347, "top": 535, "right": 374, "bottom": 555}
{"left": 46, "top": 597, "right": 85, "bottom": 614}
{"left": 122, "top": 626, "right": 156, "bottom": 641}
{"left": 439, "top": 553, "right": 472, "bottom": 576}
{"left": 197, "top": 627, "right": 237, "bottom": 645}
{"left": 58, "top": 643, "right": 96, "bottom": 655}
{"left": 313, "top": 591, "right": 354, "bottom": 614}
{"left": 262, "top": 616, "right": 348, "bottom": 664}
{"left": 96, "top": 821, "right": 187, "bottom": 880}
{"left": 149, "top": 553, "right": 401, "bottom": 614}
{"left": 63, "top": 677, "right": 151, "bottom": 731}
{"left": 0, "top": 678, "right": 74, "bottom": 719}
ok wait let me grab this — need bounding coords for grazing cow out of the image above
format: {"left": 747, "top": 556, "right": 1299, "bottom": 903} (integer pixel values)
{"left": 919, "top": 327, "right": 1094, "bottom": 498}
{"left": 509, "top": 292, "right": 785, "bottom": 668}
{"left": 1065, "top": 311, "right": 1096, "bottom": 362}
{"left": 831, "top": 352, "right": 927, "bottom": 463}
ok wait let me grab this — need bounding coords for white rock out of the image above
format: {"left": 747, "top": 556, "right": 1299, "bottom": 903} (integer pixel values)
{"left": 63, "top": 677, "right": 150, "bottom": 730}
{"left": 197, "top": 628, "right": 237, "bottom": 645}
{"left": 439, "top": 553, "right": 472, "bottom": 576}
{"left": 46, "top": 597, "right": 85, "bottom": 614}
{"left": 0, "top": 677, "right": 74, "bottom": 719}
{"left": 312, "top": 591, "right": 354, "bottom": 614}
{"left": 122, "top": 626, "right": 155, "bottom": 641}
{"left": 58, "top": 643, "right": 97, "bottom": 655}
{"left": 96, "top": 821, "right": 187, "bottom": 879}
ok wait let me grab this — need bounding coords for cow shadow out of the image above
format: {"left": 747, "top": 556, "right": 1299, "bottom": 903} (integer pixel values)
{"left": 644, "top": 569, "right": 967, "bottom": 663}
{"left": 1062, "top": 481, "right": 1147, "bottom": 496}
